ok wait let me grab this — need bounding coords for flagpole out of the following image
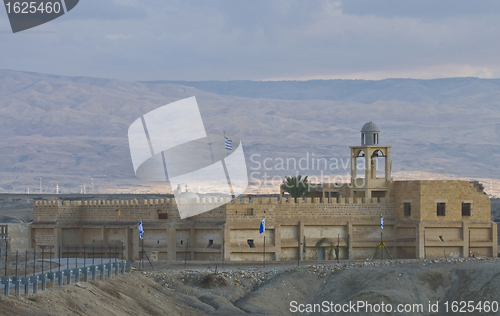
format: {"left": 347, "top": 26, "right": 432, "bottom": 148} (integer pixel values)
{"left": 263, "top": 236, "right": 266, "bottom": 268}
{"left": 185, "top": 238, "right": 189, "bottom": 269}
{"left": 381, "top": 229, "right": 383, "bottom": 261}
{"left": 138, "top": 220, "right": 144, "bottom": 270}
{"left": 260, "top": 218, "right": 265, "bottom": 268}
{"left": 298, "top": 240, "right": 300, "bottom": 267}
{"left": 380, "top": 214, "right": 383, "bottom": 261}
{"left": 223, "top": 132, "right": 235, "bottom": 200}
{"left": 337, "top": 233, "right": 340, "bottom": 263}
{"left": 224, "top": 131, "right": 227, "bottom": 160}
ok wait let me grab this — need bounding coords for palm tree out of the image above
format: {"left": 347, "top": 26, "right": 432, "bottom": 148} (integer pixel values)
{"left": 280, "top": 175, "right": 310, "bottom": 201}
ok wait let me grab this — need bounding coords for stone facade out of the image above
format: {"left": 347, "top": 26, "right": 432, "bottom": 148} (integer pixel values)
{"left": 29, "top": 181, "right": 497, "bottom": 262}
{"left": 29, "top": 123, "right": 498, "bottom": 261}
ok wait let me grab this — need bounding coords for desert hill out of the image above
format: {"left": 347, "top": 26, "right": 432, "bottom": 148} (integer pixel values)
{"left": 0, "top": 259, "right": 499, "bottom": 315}
{"left": 0, "top": 70, "right": 499, "bottom": 195}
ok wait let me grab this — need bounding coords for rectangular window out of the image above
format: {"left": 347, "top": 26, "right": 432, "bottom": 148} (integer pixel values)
{"left": 437, "top": 203, "right": 446, "bottom": 216}
{"left": 462, "top": 203, "right": 471, "bottom": 216}
{"left": 247, "top": 239, "right": 255, "bottom": 248}
{"left": 158, "top": 213, "right": 168, "bottom": 219}
{"left": 404, "top": 202, "right": 411, "bottom": 217}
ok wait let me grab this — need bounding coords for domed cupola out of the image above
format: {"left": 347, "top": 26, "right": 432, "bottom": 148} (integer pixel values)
{"left": 361, "top": 121, "right": 380, "bottom": 146}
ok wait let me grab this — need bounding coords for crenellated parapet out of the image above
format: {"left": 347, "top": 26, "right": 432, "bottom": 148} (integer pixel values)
{"left": 33, "top": 196, "right": 396, "bottom": 224}
{"left": 34, "top": 196, "right": 392, "bottom": 208}
{"left": 33, "top": 198, "right": 230, "bottom": 223}
{"left": 34, "top": 198, "right": 177, "bottom": 207}
{"left": 231, "top": 197, "right": 388, "bottom": 204}
{"left": 225, "top": 197, "right": 396, "bottom": 222}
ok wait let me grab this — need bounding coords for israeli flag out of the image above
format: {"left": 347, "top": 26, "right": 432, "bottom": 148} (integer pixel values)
{"left": 380, "top": 214, "right": 384, "bottom": 229}
{"left": 138, "top": 220, "right": 144, "bottom": 240}
{"left": 225, "top": 136, "right": 232, "bottom": 150}
{"left": 259, "top": 218, "right": 265, "bottom": 234}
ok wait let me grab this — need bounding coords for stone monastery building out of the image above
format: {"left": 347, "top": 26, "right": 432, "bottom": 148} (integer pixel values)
{"left": 30, "top": 123, "right": 498, "bottom": 261}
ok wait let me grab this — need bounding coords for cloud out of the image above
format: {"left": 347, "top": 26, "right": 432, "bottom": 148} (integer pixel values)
{"left": 341, "top": 0, "right": 500, "bottom": 19}
{"left": 2, "top": 1, "right": 500, "bottom": 81}
{"left": 265, "top": 64, "right": 499, "bottom": 81}
{"left": 106, "top": 33, "right": 132, "bottom": 40}
{"left": 66, "top": 0, "right": 147, "bottom": 20}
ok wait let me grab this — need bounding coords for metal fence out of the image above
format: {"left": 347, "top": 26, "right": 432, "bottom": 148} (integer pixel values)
{"left": 0, "top": 245, "right": 132, "bottom": 297}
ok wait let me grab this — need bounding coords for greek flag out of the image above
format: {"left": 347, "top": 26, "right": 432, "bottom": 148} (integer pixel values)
{"left": 225, "top": 136, "right": 232, "bottom": 150}
{"left": 259, "top": 218, "right": 265, "bottom": 234}
{"left": 380, "top": 214, "right": 384, "bottom": 229}
{"left": 138, "top": 220, "right": 144, "bottom": 240}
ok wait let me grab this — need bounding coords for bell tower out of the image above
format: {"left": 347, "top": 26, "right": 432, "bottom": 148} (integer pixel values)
{"left": 350, "top": 122, "right": 392, "bottom": 199}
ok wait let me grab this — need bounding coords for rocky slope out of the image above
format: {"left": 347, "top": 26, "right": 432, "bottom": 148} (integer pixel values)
{"left": 0, "top": 258, "right": 499, "bottom": 315}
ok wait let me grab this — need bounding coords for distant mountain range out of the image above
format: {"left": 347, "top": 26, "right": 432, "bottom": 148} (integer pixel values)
{"left": 0, "top": 70, "right": 499, "bottom": 194}
{"left": 151, "top": 77, "right": 500, "bottom": 104}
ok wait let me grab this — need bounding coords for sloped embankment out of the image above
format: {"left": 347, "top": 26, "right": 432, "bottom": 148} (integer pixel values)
{"left": 0, "top": 258, "right": 499, "bottom": 315}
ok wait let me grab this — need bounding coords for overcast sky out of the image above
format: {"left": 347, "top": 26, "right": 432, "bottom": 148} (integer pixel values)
{"left": 2, "top": 0, "right": 500, "bottom": 81}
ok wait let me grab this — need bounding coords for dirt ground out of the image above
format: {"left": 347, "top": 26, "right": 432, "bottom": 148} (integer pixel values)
{"left": 0, "top": 258, "right": 498, "bottom": 315}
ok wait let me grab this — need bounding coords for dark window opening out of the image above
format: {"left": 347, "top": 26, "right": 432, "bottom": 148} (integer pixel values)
{"left": 207, "top": 239, "right": 213, "bottom": 248}
{"left": 158, "top": 213, "right": 168, "bottom": 219}
{"left": 462, "top": 203, "right": 471, "bottom": 216}
{"left": 404, "top": 202, "right": 411, "bottom": 217}
{"left": 247, "top": 239, "right": 255, "bottom": 248}
{"left": 437, "top": 203, "right": 446, "bottom": 216}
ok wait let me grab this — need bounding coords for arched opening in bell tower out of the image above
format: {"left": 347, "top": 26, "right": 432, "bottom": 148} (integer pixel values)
{"left": 355, "top": 149, "right": 366, "bottom": 178}
{"left": 372, "top": 149, "right": 387, "bottom": 179}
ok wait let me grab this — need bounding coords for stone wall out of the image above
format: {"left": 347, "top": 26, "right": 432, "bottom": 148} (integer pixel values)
{"left": 419, "top": 180, "right": 490, "bottom": 222}
{"left": 34, "top": 198, "right": 226, "bottom": 224}
{"left": 29, "top": 180, "right": 497, "bottom": 261}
